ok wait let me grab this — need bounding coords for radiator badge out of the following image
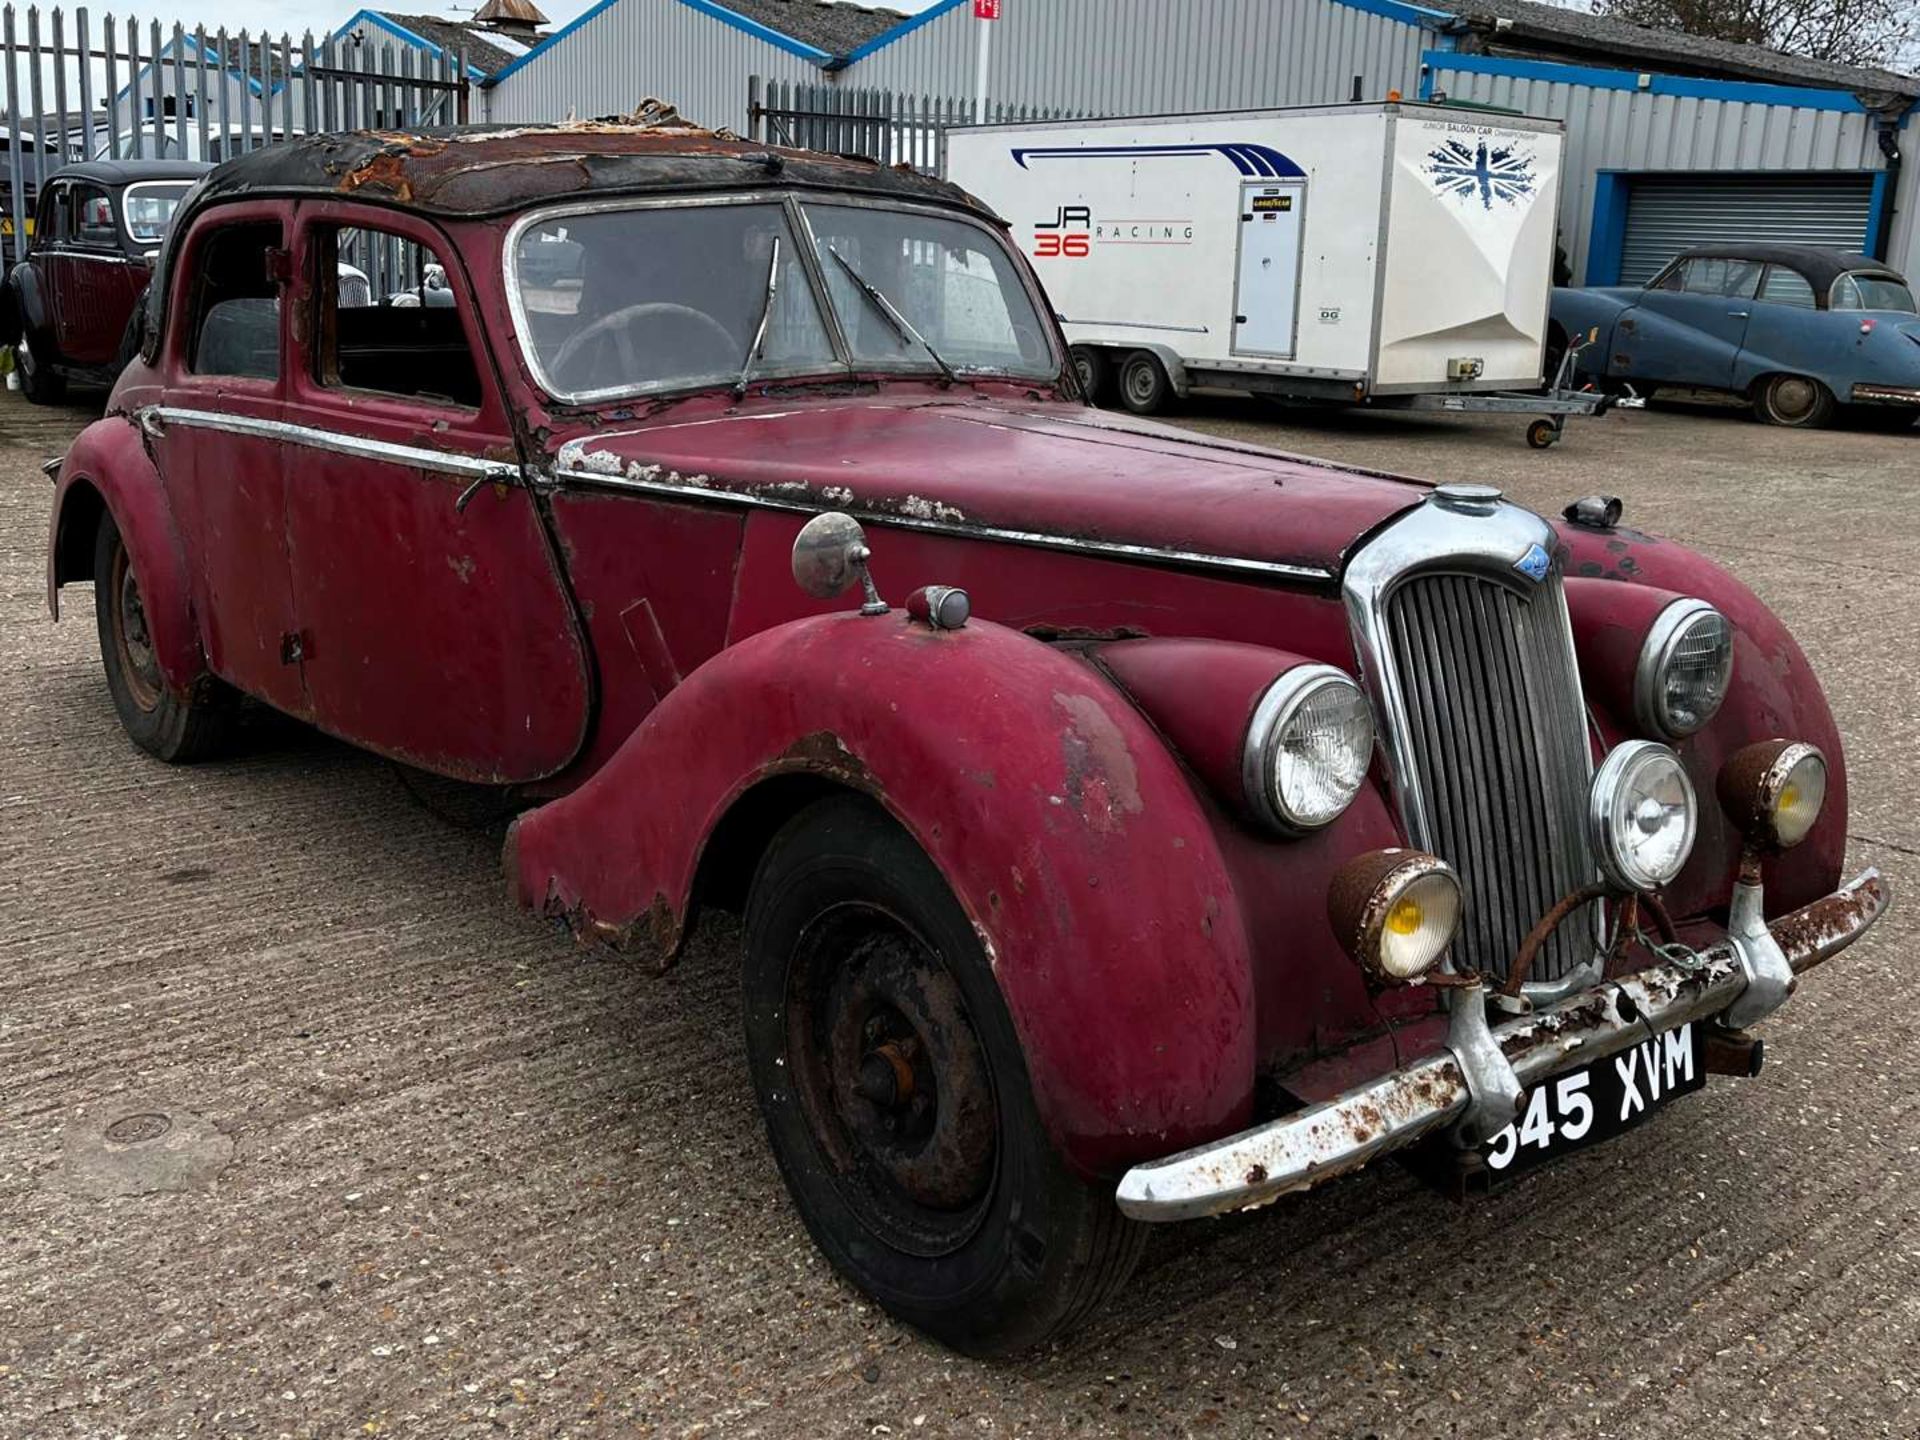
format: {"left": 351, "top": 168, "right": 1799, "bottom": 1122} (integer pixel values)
{"left": 1514, "top": 543, "right": 1552, "bottom": 582}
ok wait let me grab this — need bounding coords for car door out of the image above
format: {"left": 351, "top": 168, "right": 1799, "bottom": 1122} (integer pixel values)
{"left": 276, "top": 200, "right": 591, "bottom": 783}
{"left": 52, "top": 182, "right": 147, "bottom": 366}
{"left": 149, "top": 201, "right": 308, "bottom": 717}
{"left": 1614, "top": 256, "right": 1759, "bottom": 390}
{"left": 27, "top": 180, "right": 69, "bottom": 345}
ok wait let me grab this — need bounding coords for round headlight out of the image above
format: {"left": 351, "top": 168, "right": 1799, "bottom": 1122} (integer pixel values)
{"left": 1589, "top": 740, "right": 1698, "bottom": 892}
{"left": 1327, "top": 849, "right": 1463, "bottom": 984}
{"left": 1635, "top": 599, "right": 1733, "bottom": 738}
{"left": 1242, "top": 664, "right": 1374, "bottom": 833}
{"left": 1718, "top": 740, "right": 1828, "bottom": 850}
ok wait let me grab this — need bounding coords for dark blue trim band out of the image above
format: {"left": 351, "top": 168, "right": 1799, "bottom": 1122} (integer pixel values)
{"left": 1865, "top": 167, "right": 1892, "bottom": 258}
{"left": 329, "top": 10, "right": 491, "bottom": 81}
{"left": 1329, "top": 0, "right": 1453, "bottom": 25}
{"left": 1012, "top": 142, "right": 1306, "bottom": 178}
{"left": 843, "top": 0, "right": 968, "bottom": 64}
{"left": 1425, "top": 49, "right": 1875, "bottom": 112}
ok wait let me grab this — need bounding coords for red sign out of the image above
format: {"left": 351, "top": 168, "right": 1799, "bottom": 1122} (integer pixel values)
{"left": 973, "top": 0, "right": 1000, "bottom": 17}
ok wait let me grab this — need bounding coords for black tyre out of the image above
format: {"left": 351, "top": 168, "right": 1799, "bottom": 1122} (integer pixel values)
{"left": 1118, "top": 349, "right": 1171, "bottom": 416}
{"left": 1070, "top": 345, "right": 1111, "bottom": 407}
{"left": 1751, "top": 373, "right": 1834, "bottom": 428}
{"left": 93, "top": 510, "right": 235, "bottom": 762}
{"left": 1526, "top": 418, "right": 1559, "bottom": 449}
{"left": 17, "top": 334, "right": 65, "bottom": 405}
{"left": 743, "top": 796, "right": 1145, "bottom": 1356}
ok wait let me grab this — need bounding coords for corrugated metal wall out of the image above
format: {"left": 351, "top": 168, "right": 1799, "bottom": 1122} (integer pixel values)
{"left": 845, "top": 0, "right": 1428, "bottom": 114}
{"left": 483, "top": 0, "right": 821, "bottom": 126}
{"left": 485, "top": 0, "right": 1431, "bottom": 131}
{"left": 1428, "top": 62, "right": 1919, "bottom": 284}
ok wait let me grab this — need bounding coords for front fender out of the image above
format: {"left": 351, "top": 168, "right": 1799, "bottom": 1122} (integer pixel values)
{"left": 49, "top": 415, "right": 206, "bottom": 695}
{"left": 507, "top": 610, "right": 1257, "bottom": 1177}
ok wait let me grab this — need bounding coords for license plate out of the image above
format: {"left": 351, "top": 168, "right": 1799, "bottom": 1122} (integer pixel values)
{"left": 1482, "top": 1021, "right": 1706, "bottom": 1176}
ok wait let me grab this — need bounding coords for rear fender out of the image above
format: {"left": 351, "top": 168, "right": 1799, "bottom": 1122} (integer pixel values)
{"left": 1551, "top": 288, "right": 1631, "bottom": 376}
{"left": 48, "top": 414, "right": 206, "bottom": 695}
{"left": 506, "top": 610, "right": 1257, "bottom": 1177}
{"left": 10, "top": 262, "right": 47, "bottom": 340}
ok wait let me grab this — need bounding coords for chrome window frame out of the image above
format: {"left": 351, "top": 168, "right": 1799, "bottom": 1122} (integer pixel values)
{"left": 1830, "top": 269, "right": 1917, "bottom": 314}
{"left": 502, "top": 189, "right": 1064, "bottom": 407}
{"left": 121, "top": 180, "right": 194, "bottom": 248}
{"left": 1342, "top": 491, "right": 1606, "bottom": 1000}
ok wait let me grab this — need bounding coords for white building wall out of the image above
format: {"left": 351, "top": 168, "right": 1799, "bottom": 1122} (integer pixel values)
{"left": 1429, "top": 61, "right": 1917, "bottom": 283}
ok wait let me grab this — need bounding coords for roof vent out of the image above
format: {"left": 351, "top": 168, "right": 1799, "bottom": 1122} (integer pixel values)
{"left": 472, "top": 0, "right": 550, "bottom": 42}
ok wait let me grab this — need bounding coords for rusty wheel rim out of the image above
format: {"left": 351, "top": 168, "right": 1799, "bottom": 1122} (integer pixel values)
{"left": 109, "top": 543, "right": 162, "bottom": 713}
{"left": 786, "top": 903, "right": 998, "bottom": 1258}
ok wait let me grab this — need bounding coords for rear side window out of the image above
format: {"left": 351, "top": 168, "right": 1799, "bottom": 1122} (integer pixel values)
{"left": 315, "top": 224, "right": 482, "bottom": 408}
{"left": 189, "top": 220, "right": 282, "bottom": 380}
{"left": 1758, "top": 266, "right": 1816, "bottom": 308}
{"left": 75, "top": 185, "right": 116, "bottom": 246}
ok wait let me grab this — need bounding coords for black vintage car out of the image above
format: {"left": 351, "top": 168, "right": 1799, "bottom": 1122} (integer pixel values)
{"left": 1, "top": 158, "right": 207, "bottom": 402}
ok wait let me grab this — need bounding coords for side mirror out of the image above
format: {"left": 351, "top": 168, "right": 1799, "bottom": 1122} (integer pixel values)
{"left": 791, "top": 511, "right": 888, "bottom": 615}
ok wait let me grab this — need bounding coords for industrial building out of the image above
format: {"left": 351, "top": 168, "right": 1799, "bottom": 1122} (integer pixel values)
{"left": 478, "top": 0, "right": 1919, "bottom": 284}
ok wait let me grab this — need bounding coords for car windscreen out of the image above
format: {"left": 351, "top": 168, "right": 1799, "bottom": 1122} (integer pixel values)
{"left": 122, "top": 181, "right": 193, "bottom": 245}
{"left": 800, "top": 202, "right": 1054, "bottom": 379}
{"left": 1831, "top": 271, "right": 1917, "bottom": 313}
{"left": 511, "top": 202, "right": 837, "bottom": 401}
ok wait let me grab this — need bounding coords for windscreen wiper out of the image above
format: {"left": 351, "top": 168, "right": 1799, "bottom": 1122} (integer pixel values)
{"left": 826, "top": 244, "right": 957, "bottom": 385}
{"left": 734, "top": 235, "right": 781, "bottom": 398}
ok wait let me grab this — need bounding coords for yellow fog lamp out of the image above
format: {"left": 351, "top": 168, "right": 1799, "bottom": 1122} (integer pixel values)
{"left": 1718, "top": 740, "right": 1828, "bottom": 851}
{"left": 1328, "top": 849, "right": 1463, "bottom": 985}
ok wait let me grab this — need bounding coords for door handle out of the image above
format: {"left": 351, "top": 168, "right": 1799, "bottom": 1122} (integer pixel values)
{"left": 1728, "top": 310, "right": 1750, "bottom": 318}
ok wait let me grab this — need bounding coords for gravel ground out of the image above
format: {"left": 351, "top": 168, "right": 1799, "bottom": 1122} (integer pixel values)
{"left": 1, "top": 388, "right": 1915, "bottom": 1439}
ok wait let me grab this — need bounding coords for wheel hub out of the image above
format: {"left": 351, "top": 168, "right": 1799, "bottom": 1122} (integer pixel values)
{"left": 113, "top": 548, "right": 162, "bottom": 710}
{"left": 1774, "top": 378, "right": 1815, "bottom": 419}
{"left": 789, "top": 909, "right": 998, "bottom": 1255}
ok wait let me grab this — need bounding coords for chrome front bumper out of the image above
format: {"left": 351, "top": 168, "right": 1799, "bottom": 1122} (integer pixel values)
{"left": 1116, "top": 869, "right": 1890, "bottom": 1222}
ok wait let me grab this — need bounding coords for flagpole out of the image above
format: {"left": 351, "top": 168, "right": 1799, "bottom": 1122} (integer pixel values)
{"left": 974, "top": 7, "right": 991, "bottom": 122}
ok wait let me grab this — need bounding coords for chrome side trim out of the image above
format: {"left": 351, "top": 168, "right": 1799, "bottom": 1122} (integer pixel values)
{"left": 552, "top": 463, "right": 1336, "bottom": 584}
{"left": 143, "top": 407, "right": 522, "bottom": 482}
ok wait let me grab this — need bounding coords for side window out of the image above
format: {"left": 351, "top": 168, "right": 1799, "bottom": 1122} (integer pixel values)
{"left": 1680, "top": 257, "right": 1761, "bottom": 299}
{"left": 34, "top": 183, "right": 65, "bottom": 246}
{"left": 1652, "top": 260, "right": 1691, "bottom": 292}
{"left": 75, "top": 186, "right": 116, "bottom": 246}
{"left": 189, "top": 220, "right": 282, "bottom": 380}
{"left": 1758, "top": 266, "right": 1816, "bottom": 309}
{"left": 317, "top": 225, "right": 482, "bottom": 408}
{"left": 1830, "top": 274, "right": 1864, "bottom": 311}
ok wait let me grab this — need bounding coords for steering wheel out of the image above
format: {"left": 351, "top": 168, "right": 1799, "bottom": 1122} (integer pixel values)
{"left": 549, "top": 302, "right": 738, "bottom": 392}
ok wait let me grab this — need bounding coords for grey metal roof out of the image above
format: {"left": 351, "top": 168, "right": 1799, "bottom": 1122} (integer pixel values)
{"left": 1445, "top": 0, "right": 1920, "bottom": 99}
{"left": 373, "top": 12, "right": 524, "bottom": 76}
{"left": 723, "top": 0, "right": 907, "bottom": 57}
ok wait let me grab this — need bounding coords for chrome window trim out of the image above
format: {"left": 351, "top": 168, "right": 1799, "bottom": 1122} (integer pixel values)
{"left": 502, "top": 189, "right": 1064, "bottom": 407}
{"left": 121, "top": 180, "right": 194, "bottom": 247}
{"left": 141, "top": 406, "right": 522, "bottom": 481}
{"left": 552, "top": 460, "right": 1335, "bottom": 583}
{"left": 1342, "top": 491, "right": 1603, "bottom": 999}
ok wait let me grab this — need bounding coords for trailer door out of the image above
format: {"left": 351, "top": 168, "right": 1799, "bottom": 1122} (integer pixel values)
{"left": 1232, "top": 181, "right": 1306, "bottom": 359}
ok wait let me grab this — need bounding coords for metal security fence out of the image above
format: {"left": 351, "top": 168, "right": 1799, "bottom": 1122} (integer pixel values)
{"left": 0, "top": 4, "right": 473, "bottom": 267}
{"left": 747, "top": 77, "right": 1089, "bottom": 176}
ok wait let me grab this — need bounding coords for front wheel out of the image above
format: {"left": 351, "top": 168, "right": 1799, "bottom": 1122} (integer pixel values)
{"left": 1751, "top": 373, "right": 1834, "bottom": 428}
{"left": 93, "top": 511, "right": 235, "bottom": 762}
{"left": 743, "top": 796, "right": 1144, "bottom": 1356}
{"left": 1118, "top": 349, "right": 1172, "bottom": 415}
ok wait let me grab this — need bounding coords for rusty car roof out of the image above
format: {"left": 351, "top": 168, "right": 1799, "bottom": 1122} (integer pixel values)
{"left": 190, "top": 123, "right": 989, "bottom": 221}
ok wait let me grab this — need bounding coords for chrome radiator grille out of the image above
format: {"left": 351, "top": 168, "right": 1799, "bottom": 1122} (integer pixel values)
{"left": 1383, "top": 570, "right": 1599, "bottom": 983}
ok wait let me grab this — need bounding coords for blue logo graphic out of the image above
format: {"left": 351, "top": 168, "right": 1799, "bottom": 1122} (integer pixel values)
{"left": 1425, "top": 139, "right": 1536, "bottom": 209}
{"left": 1011, "top": 142, "right": 1304, "bottom": 178}
{"left": 1514, "top": 543, "right": 1552, "bottom": 583}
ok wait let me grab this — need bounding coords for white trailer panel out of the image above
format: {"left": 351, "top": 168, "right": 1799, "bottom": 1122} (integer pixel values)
{"left": 947, "top": 103, "right": 1565, "bottom": 403}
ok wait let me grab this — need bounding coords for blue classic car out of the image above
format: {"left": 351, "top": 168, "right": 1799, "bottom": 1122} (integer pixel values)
{"left": 1551, "top": 244, "right": 1920, "bottom": 428}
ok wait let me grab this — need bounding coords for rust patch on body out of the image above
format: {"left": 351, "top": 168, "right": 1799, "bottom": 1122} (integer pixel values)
{"left": 1052, "top": 692, "right": 1143, "bottom": 832}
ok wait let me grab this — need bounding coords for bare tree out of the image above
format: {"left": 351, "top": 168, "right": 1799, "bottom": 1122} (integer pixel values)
{"left": 1593, "top": 0, "right": 1919, "bottom": 68}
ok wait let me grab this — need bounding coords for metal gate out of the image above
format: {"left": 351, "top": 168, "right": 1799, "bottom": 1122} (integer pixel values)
{"left": 1, "top": 4, "right": 474, "bottom": 271}
{"left": 1619, "top": 175, "right": 1876, "bottom": 285}
{"left": 747, "top": 77, "right": 1089, "bottom": 176}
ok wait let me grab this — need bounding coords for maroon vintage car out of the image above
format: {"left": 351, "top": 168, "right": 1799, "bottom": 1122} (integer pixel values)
{"left": 45, "top": 124, "right": 1888, "bottom": 1355}
{"left": 3, "top": 159, "right": 207, "bottom": 402}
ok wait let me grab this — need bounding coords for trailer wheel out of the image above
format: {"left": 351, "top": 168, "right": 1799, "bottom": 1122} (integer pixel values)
{"left": 1070, "top": 346, "right": 1111, "bottom": 406}
{"left": 1526, "top": 418, "right": 1559, "bottom": 449}
{"left": 1119, "top": 350, "right": 1171, "bottom": 415}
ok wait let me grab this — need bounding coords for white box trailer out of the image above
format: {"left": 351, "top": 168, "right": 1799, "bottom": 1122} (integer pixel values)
{"left": 947, "top": 102, "right": 1628, "bottom": 445}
